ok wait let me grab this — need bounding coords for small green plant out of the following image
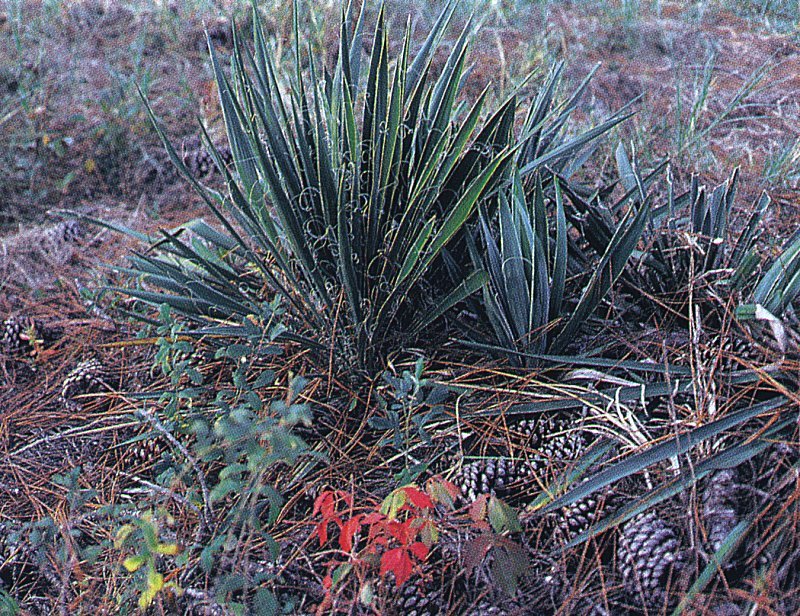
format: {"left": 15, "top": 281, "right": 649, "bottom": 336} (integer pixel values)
{"left": 0, "top": 589, "right": 19, "bottom": 616}
{"left": 762, "top": 138, "right": 800, "bottom": 188}
{"left": 4, "top": 468, "right": 114, "bottom": 614}
{"left": 672, "top": 51, "right": 774, "bottom": 163}
{"left": 115, "top": 509, "right": 181, "bottom": 611}
{"left": 156, "top": 314, "right": 311, "bottom": 612}
{"left": 370, "top": 358, "right": 448, "bottom": 472}
{"left": 152, "top": 304, "right": 204, "bottom": 387}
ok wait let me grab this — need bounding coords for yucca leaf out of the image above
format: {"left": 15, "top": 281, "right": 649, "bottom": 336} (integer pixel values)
{"left": 342, "top": 0, "right": 365, "bottom": 97}
{"left": 208, "top": 36, "right": 261, "bottom": 205}
{"left": 730, "top": 191, "right": 769, "bottom": 269}
{"left": 478, "top": 208, "right": 515, "bottom": 344}
{"left": 474, "top": 379, "right": 697, "bottom": 419}
{"left": 395, "top": 219, "right": 437, "bottom": 288}
{"left": 671, "top": 518, "right": 753, "bottom": 615}
{"left": 110, "top": 287, "right": 225, "bottom": 319}
{"left": 753, "top": 233, "right": 800, "bottom": 314}
{"left": 526, "top": 439, "right": 617, "bottom": 512}
{"left": 52, "top": 208, "right": 155, "bottom": 244}
{"left": 405, "top": 0, "right": 457, "bottom": 100}
{"left": 422, "top": 14, "right": 472, "bottom": 164}
{"left": 186, "top": 220, "right": 239, "bottom": 252}
{"left": 551, "top": 198, "right": 650, "bottom": 353}
{"left": 542, "top": 395, "right": 788, "bottom": 514}
{"left": 499, "top": 192, "right": 531, "bottom": 341}
{"left": 529, "top": 224, "right": 551, "bottom": 354}
{"left": 550, "top": 178, "right": 568, "bottom": 319}
{"left": 519, "top": 108, "right": 634, "bottom": 178}
{"left": 458, "top": 346, "right": 692, "bottom": 376}
{"left": 421, "top": 150, "right": 514, "bottom": 272}
{"left": 412, "top": 270, "right": 488, "bottom": 334}
{"left": 561, "top": 417, "right": 791, "bottom": 550}
{"left": 615, "top": 142, "right": 638, "bottom": 194}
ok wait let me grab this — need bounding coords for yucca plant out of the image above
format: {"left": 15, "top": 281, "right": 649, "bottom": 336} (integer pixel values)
{"left": 103, "top": 1, "right": 628, "bottom": 373}
{"left": 741, "top": 230, "right": 800, "bottom": 319}
{"left": 563, "top": 147, "right": 770, "bottom": 324}
{"left": 636, "top": 167, "right": 768, "bottom": 320}
{"left": 470, "top": 168, "right": 649, "bottom": 365}
{"left": 204, "top": 1, "right": 525, "bottom": 371}
{"left": 571, "top": 160, "right": 760, "bottom": 319}
{"left": 735, "top": 230, "right": 800, "bottom": 353}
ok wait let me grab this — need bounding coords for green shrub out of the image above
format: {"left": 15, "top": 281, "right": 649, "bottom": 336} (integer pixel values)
{"left": 122, "top": 302, "right": 313, "bottom": 613}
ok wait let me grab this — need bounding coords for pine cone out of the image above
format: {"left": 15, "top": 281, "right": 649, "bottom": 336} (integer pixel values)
{"left": 701, "top": 328, "right": 765, "bottom": 374}
{"left": 452, "top": 415, "right": 588, "bottom": 504}
{"left": 2, "top": 316, "right": 59, "bottom": 353}
{"left": 396, "top": 580, "right": 442, "bottom": 616}
{"left": 129, "top": 430, "right": 195, "bottom": 469}
{"left": 618, "top": 510, "right": 684, "bottom": 607}
{"left": 61, "top": 358, "right": 107, "bottom": 409}
{"left": 464, "top": 601, "right": 511, "bottom": 615}
{"left": 49, "top": 219, "right": 84, "bottom": 245}
{"left": 455, "top": 456, "right": 533, "bottom": 503}
{"left": 181, "top": 136, "right": 233, "bottom": 179}
{"left": 533, "top": 422, "right": 587, "bottom": 466}
{"left": 132, "top": 437, "right": 165, "bottom": 466}
{"left": 555, "top": 486, "right": 621, "bottom": 543}
{"left": 702, "top": 469, "right": 740, "bottom": 555}
{"left": 555, "top": 594, "right": 611, "bottom": 616}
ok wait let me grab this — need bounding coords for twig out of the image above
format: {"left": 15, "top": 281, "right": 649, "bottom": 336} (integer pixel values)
{"left": 9, "top": 416, "right": 140, "bottom": 458}
{"left": 122, "top": 475, "right": 210, "bottom": 565}
{"left": 183, "top": 587, "right": 232, "bottom": 616}
{"left": 134, "top": 405, "right": 215, "bottom": 528}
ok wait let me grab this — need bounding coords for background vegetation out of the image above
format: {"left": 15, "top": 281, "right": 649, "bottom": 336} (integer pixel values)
{"left": 1, "top": 1, "right": 799, "bottom": 614}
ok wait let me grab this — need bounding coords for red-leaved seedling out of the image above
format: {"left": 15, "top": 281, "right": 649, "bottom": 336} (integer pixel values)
{"left": 312, "top": 481, "right": 451, "bottom": 592}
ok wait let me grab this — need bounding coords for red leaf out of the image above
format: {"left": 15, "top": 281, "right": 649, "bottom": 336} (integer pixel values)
{"left": 311, "top": 492, "right": 331, "bottom": 515}
{"left": 322, "top": 574, "right": 332, "bottom": 590}
{"left": 313, "top": 491, "right": 334, "bottom": 518}
{"left": 463, "top": 534, "right": 495, "bottom": 575}
{"left": 469, "top": 495, "right": 489, "bottom": 523}
{"left": 339, "top": 515, "right": 362, "bottom": 553}
{"left": 367, "top": 518, "right": 387, "bottom": 543}
{"left": 315, "top": 521, "right": 329, "bottom": 547}
{"left": 472, "top": 520, "right": 491, "bottom": 533}
{"left": 386, "top": 519, "right": 414, "bottom": 545}
{"left": 403, "top": 487, "right": 434, "bottom": 510}
{"left": 380, "top": 547, "right": 413, "bottom": 587}
{"left": 408, "top": 541, "right": 429, "bottom": 561}
{"left": 362, "top": 512, "right": 385, "bottom": 525}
